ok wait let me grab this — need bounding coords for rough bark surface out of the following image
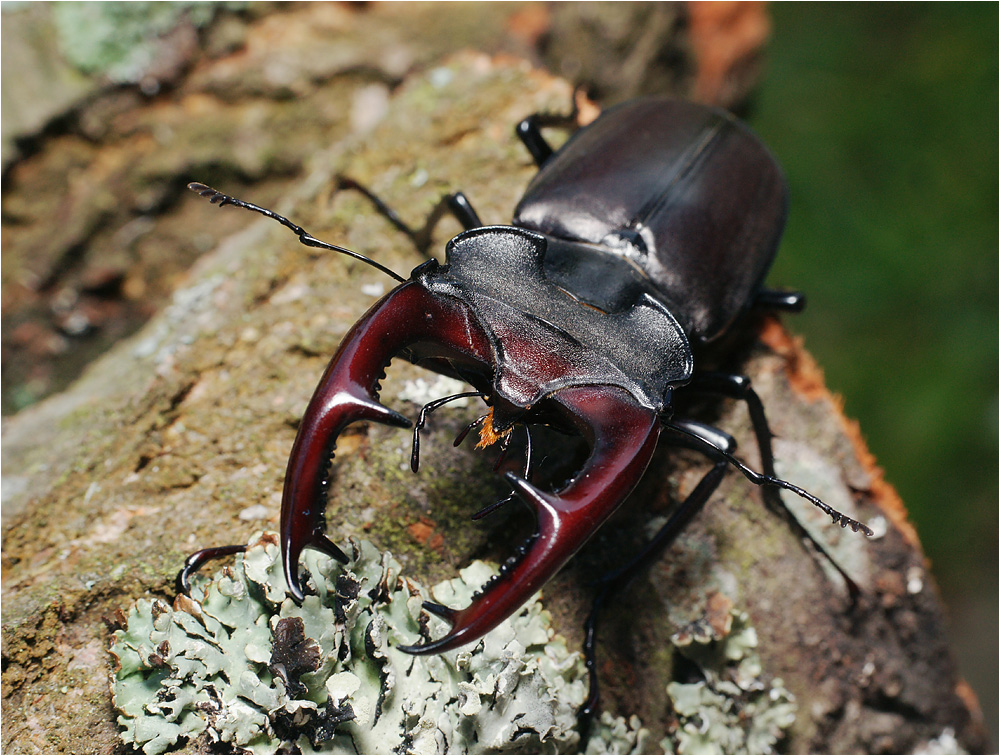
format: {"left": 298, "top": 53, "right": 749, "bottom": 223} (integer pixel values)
{"left": 1, "top": 4, "right": 988, "bottom": 754}
{"left": 2, "top": 2, "right": 704, "bottom": 415}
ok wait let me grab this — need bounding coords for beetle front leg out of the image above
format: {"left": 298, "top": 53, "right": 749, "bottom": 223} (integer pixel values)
{"left": 177, "top": 544, "right": 248, "bottom": 594}
{"left": 578, "top": 433, "right": 735, "bottom": 741}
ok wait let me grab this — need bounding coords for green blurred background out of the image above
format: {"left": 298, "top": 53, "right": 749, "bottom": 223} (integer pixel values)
{"left": 749, "top": 2, "right": 997, "bottom": 737}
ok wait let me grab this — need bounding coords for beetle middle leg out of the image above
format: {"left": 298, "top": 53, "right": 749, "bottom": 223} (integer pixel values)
{"left": 754, "top": 288, "right": 806, "bottom": 313}
{"left": 340, "top": 94, "right": 583, "bottom": 246}
{"left": 515, "top": 95, "right": 583, "bottom": 168}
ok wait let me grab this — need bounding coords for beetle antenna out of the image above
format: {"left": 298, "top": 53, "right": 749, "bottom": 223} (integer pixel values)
{"left": 666, "top": 422, "right": 874, "bottom": 536}
{"left": 187, "top": 182, "right": 407, "bottom": 283}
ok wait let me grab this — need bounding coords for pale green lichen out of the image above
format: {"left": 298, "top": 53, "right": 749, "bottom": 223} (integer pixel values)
{"left": 109, "top": 532, "right": 647, "bottom": 754}
{"left": 660, "top": 607, "right": 796, "bottom": 755}
{"left": 51, "top": 3, "right": 222, "bottom": 82}
{"left": 914, "top": 727, "right": 966, "bottom": 755}
{"left": 110, "top": 533, "right": 794, "bottom": 754}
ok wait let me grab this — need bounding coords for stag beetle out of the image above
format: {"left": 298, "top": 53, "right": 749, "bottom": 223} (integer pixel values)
{"left": 183, "top": 98, "right": 871, "bottom": 668}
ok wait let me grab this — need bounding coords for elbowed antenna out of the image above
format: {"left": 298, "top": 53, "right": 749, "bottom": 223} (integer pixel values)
{"left": 186, "top": 183, "right": 407, "bottom": 283}
{"left": 665, "top": 420, "right": 874, "bottom": 536}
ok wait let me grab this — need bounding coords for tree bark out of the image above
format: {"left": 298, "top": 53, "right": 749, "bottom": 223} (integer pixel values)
{"left": 1, "top": 4, "right": 987, "bottom": 754}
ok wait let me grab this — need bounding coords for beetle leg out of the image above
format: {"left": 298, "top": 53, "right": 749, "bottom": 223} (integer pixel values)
{"left": 578, "top": 435, "right": 734, "bottom": 741}
{"left": 515, "top": 98, "right": 582, "bottom": 168}
{"left": 336, "top": 176, "right": 482, "bottom": 256}
{"left": 398, "top": 385, "right": 660, "bottom": 655}
{"left": 281, "top": 281, "right": 495, "bottom": 602}
{"left": 754, "top": 288, "right": 806, "bottom": 312}
{"left": 177, "top": 536, "right": 347, "bottom": 594}
{"left": 177, "top": 544, "right": 248, "bottom": 594}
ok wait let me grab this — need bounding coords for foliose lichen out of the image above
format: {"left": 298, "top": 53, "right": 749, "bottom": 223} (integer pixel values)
{"left": 110, "top": 532, "right": 796, "bottom": 755}
{"left": 109, "top": 532, "right": 648, "bottom": 754}
{"left": 660, "top": 602, "right": 797, "bottom": 755}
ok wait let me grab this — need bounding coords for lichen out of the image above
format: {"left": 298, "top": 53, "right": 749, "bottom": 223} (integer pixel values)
{"left": 51, "top": 3, "right": 221, "bottom": 83}
{"left": 109, "top": 532, "right": 646, "bottom": 754}
{"left": 660, "top": 602, "right": 797, "bottom": 755}
{"left": 109, "top": 532, "right": 797, "bottom": 755}
{"left": 914, "top": 727, "right": 966, "bottom": 755}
